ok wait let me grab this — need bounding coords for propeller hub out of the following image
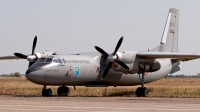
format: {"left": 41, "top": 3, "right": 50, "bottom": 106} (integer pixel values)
{"left": 27, "top": 55, "right": 36, "bottom": 62}
{"left": 107, "top": 54, "right": 117, "bottom": 62}
{"left": 94, "top": 36, "right": 129, "bottom": 80}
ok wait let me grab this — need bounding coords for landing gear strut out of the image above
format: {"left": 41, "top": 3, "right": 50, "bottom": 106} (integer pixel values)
{"left": 136, "top": 63, "right": 149, "bottom": 97}
{"left": 57, "top": 85, "right": 70, "bottom": 96}
{"left": 42, "top": 85, "right": 53, "bottom": 97}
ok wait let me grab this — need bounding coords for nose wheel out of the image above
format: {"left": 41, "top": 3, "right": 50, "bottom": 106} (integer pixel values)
{"left": 57, "top": 86, "right": 70, "bottom": 96}
{"left": 42, "top": 85, "right": 53, "bottom": 97}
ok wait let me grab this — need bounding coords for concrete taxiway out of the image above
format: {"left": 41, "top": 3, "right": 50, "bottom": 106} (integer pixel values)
{"left": 0, "top": 96, "right": 200, "bottom": 112}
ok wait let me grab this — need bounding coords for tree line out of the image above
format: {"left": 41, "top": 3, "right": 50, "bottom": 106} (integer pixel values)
{"left": 1, "top": 72, "right": 24, "bottom": 77}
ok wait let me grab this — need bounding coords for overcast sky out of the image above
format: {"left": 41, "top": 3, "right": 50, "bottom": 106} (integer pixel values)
{"left": 1, "top": 0, "right": 200, "bottom": 75}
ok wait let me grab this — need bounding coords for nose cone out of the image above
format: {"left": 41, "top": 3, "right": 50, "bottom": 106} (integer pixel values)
{"left": 25, "top": 63, "right": 46, "bottom": 84}
{"left": 25, "top": 71, "right": 44, "bottom": 84}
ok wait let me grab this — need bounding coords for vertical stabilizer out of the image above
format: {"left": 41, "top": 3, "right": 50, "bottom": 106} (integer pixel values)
{"left": 150, "top": 8, "right": 179, "bottom": 52}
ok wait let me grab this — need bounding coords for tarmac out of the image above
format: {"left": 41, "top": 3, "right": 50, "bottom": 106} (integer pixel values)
{"left": 0, "top": 96, "right": 200, "bottom": 112}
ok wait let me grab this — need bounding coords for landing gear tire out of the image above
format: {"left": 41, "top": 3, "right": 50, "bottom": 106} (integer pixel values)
{"left": 136, "top": 87, "right": 149, "bottom": 97}
{"left": 57, "top": 86, "right": 70, "bottom": 96}
{"left": 42, "top": 88, "right": 53, "bottom": 97}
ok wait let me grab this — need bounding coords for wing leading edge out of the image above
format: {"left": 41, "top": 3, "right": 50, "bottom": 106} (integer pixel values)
{"left": 137, "top": 52, "right": 200, "bottom": 61}
{"left": 0, "top": 55, "right": 24, "bottom": 60}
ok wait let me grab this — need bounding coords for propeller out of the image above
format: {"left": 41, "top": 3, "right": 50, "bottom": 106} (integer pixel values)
{"left": 94, "top": 36, "right": 129, "bottom": 80}
{"left": 14, "top": 35, "right": 38, "bottom": 67}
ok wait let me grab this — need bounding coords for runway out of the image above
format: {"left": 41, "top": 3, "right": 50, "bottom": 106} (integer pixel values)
{"left": 0, "top": 96, "right": 200, "bottom": 112}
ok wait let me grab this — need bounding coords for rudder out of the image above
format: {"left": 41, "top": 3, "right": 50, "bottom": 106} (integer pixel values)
{"left": 151, "top": 8, "right": 179, "bottom": 52}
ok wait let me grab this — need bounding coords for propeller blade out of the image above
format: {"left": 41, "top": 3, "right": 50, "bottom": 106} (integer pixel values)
{"left": 113, "top": 36, "right": 123, "bottom": 55}
{"left": 14, "top": 53, "right": 27, "bottom": 59}
{"left": 94, "top": 46, "right": 108, "bottom": 57}
{"left": 102, "top": 62, "right": 112, "bottom": 80}
{"left": 29, "top": 62, "right": 34, "bottom": 67}
{"left": 32, "top": 35, "right": 37, "bottom": 55}
{"left": 114, "top": 60, "right": 129, "bottom": 70}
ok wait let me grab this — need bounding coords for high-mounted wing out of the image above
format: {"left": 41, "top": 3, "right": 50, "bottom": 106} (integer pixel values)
{"left": 137, "top": 52, "right": 200, "bottom": 61}
{"left": 0, "top": 55, "right": 26, "bottom": 60}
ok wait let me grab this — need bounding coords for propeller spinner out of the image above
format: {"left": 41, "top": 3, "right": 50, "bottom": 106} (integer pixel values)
{"left": 94, "top": 36, "right": 129, "bottom": 80}
{"left": 14, "top": 35, "right": 38, "bottom": 67}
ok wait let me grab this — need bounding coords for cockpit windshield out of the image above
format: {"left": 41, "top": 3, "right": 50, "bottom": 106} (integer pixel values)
{"left": 53, "top": 59, "right": 58, "bottom": 63}
{"left": 37, "top": 58, "right": 46, "bottom": 62}
{"left": 45, "top": 58, "right": 53, "bottom": 63}
{"left": 62, "top": 59, "right": 66, "bottom": 63}
{"left": 58, "top": 58, "right": 63, "bottom": 64}
{"left": 37, "top": 57, "right": 66, "bottom": 64}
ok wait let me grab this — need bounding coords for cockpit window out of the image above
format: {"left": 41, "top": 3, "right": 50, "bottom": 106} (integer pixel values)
{"left": 58, "top": 58, "right": 63, "bottom": 64}
{"left": 37, "top": 58, "right": 46, "bottom": 62}
{"left": 53, "top": 59, "right": 58, "bottom": 63}
{"left": 45, "top": 58, "right": 53, "bottom": 63}
{"left": 62, "top": 59, "right": 66, "bottom": 63}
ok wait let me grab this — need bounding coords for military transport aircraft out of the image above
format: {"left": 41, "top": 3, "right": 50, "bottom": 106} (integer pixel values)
{"left": 1, "top": 8, "right": 200, "bottom": 97}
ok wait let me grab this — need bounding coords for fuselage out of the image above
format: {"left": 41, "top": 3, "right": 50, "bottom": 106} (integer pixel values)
{"left": 25, "top": 51, "right": 173, "bottom": 86}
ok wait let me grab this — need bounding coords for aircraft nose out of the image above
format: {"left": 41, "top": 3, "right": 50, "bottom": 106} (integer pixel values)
{"left": 25, "top": 63, "right": 46, "bottom": 84}
{"left": 25, "top": 71, "right": 44, "bottom": 84}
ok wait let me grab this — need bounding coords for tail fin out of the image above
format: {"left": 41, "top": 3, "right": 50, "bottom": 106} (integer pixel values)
{"left": 150, "top": 8, "right": 179, "bottom": 52}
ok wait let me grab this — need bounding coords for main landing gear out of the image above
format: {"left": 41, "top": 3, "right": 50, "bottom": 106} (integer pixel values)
{"left": 136, "top": 73, "right": 149, "bottom": 97}
{"left": 42, "top": 85, "right": 70, "bottom": 97}
{"left": 57, "top": 85, "right": 70, "bottom": 96}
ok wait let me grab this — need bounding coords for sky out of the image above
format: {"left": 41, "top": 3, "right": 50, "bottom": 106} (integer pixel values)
{"left": 0, "top": 0, "right": 200, "bottom": 75}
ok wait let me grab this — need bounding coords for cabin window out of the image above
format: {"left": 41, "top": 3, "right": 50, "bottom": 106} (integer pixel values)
{"left": 62, "top": 59, "right": 66, "bottom": 63}
{"left": 53, "top": 59, "right": 58, "bottom": 63}
{"left": 37, "top": 58, "right": 46, "bottom": 62}
{"left": 45, "top": 58, "right": 53, "bottom": 63}
{"left": 58, "top": 58, "right": 63, "bottom": 64}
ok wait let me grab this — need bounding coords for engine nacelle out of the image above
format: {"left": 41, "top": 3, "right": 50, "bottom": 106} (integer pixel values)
{"left": 138, "top": 60, "right": 161, "bottom": 72}
{"left": 112, "top": 62, "right": 131, "bottom": 74}
{"left": 111, "top": 51, "right": 137, "bottom": 74}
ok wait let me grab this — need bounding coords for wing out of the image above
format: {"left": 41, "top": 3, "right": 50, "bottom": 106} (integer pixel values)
{"left": 137, "top": 52, "right": 200, "bottom": 61}
{"left": 0, "top": 55, "right": 25, "bottom": 60}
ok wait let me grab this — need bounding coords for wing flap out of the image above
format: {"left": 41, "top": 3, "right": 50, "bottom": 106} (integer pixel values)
{"left": 137, "top": 52, "right": 200, "bottom": 61}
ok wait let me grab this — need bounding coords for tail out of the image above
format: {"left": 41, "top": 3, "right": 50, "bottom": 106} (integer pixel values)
{"left": 150, "top": 8, "right": 179, "bottom": 52}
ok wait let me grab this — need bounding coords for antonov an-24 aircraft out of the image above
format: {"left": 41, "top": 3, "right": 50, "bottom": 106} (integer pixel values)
{"left": 1, "top": 8, "right": 200, "bottom": 97}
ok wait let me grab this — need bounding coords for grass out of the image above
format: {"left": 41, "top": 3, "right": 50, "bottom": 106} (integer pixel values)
{"left": 0, "top": 77, "right": 200, "bottom": 97}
